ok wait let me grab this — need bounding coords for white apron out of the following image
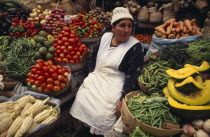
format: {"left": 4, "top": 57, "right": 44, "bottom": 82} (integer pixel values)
{"left": 70, "top": 32, "right": 139, "bottom": 132}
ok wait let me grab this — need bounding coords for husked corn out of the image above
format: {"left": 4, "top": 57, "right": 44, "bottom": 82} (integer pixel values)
{"left": 0, "top": 113, "right": 10, "bottom": 121}
{"left": 16, "top": 95, "right": 36, "bottom": 108}
{"left": 0, "top": 101, "right": 14, "bottom": 110}
{"left": 20, "top": 103, "right": 32, "bottom": 115}
{"left": 6, "top": 116, "right": 24, "bottom": 137}
{"left": 14, "top": 113, "right": 34, "bottom": 137}
{"left": 34, "top": 107, "right": 56, "bottom": 123}
{"left": 0, "top": 129, "right": 8, "bottom": 137}
{"left": 41, "top": 114, "right": 57, "bottom": 124}
{"left": 0, "top": 112, "right": 16, "bottom": 134}
{"left": 23, "top": 97, "right": 50, "bottom": 116}
{"left": 25, "top": 122, "right": 38, "bottom": 136}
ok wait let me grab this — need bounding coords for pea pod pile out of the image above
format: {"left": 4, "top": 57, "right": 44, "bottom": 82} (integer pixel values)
{"left": 128, "top": 93, "right": 180, "bottom": 128}
{"left": 138, "top": 59, "right": 171, "bottom": 93}
{"left": 1, "top": 37, "right": 37, "bottom": 78}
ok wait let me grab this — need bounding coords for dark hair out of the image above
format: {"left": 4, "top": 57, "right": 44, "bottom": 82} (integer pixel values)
{"left": 112, "top": 18, "right": 134, "bottom": 26}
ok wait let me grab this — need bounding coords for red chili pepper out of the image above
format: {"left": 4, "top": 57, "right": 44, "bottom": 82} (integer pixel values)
{"left": 15, "top": 32, "right": 23, "bottom": 38}
{"left": 80, "top": 11, "right": 85, "bottom": 14}
{"left": 30, "top": 24, "right": 36, "bottom": 29}
{"left": 9, "top": 32, "right": 15, "bottom": 38}
{"left": 12, "top": 22, "right": 18, "bottom": 27}
{"left": 23, "top": 22, "right": 30, "bottom": 29}
{"left": 27, "top": 28, "right": 33, "bottom": 34}
{"left": 12, "top": 18, "right": 20, "bottom": 23}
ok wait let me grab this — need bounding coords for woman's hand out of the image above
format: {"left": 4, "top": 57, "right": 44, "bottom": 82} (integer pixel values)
{"left": 115, "top": 100, "right": 122, "bottom": 117}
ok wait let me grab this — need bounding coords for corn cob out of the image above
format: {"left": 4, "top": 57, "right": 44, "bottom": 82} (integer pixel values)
{"left": 0, "top": 129, "right": 8, "bottom": 137}
{"left": 6, "top": 115, "right": 25, "bottom": 137}
{"left": 25, "top": 122, "right": 38, "bottom": 136}
{"left": 41, "top": 112, "right": 58, "bottom": 124}
{"left": 34, "top": 106, "right": 56, "bottom": 123}
{"left": 23, "top": 97, "right": 50, "bottom": 116}
{"left": 15, "top": 95, "right": 36, "bottom": 108}
{"left": 0, "top": 112, "right": 10, "bottom": 121}
{"left": 0, "top": 112, "right": 17, "bottom": 133}
{"left": 20, "top": 103, "right": 32, "bottom": 115}
{"left": 0, "top": 101, "right": 14, "bottom": 110}
{"left": 14, "top": 113, "right": 34, "bottom": 137}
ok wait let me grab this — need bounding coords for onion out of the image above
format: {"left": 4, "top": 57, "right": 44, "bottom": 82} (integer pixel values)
{"left": 203, "top": 119, "right": 210, "bottom": 133}
{"left": 180, "top": 133, "right": 192, "bottom": 137}
{"left": 183, "top": 124, "right": 196, "bottom": 136}
{"left": 194, "top": 129, "right": 209, "bottom": 137}
{"left": 192, "top": 120, "right": 204, "bottom": 129}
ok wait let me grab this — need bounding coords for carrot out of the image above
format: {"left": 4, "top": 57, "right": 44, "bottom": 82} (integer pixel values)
{"left": 191, "top": 23, "right": 196, "bottom": 35}
{"left": 168, "top": 34, "right": 176, "bottom": 39}
{"left": 161, "top": 34, "right": 167, "bottom": 38}
{"left": 169, "top": 18, "right": 176, "bottom": 29}
{"left": 183, "top": 26, "right": 187, "bottom": 33}
{"left": 191, "top": 19, "right": 196, "bottom": 24}
{"left": 171, "top": 28, "right": 176, "bottom": 34}
{"left": 155, "top": 30, "right": 161, "bottom": 37}
{"left": 180, "top": 33, "right": 189, "bottom": 38}
{"left": 195, "top": 26, "right": 202, "bottom": 35}
{"left": 165, "top": 25, "right": 171, "bottom": 35}
{"left": 175, "top": 25, "right": 180, "bottom": 33}
{"left": 184, "top": 19, "right": 193, "bottom": 32}
{"left": 155, "top": 25, "right": 166, "bottom": 34}
{"left": 179, "top": 21, "right": 184, "bottom": 31}
{"left": 173, "top": 22, "right": 179, "bottom": 27}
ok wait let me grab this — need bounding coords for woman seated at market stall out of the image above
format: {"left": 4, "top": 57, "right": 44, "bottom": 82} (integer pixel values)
{"left": 70, "top": 7, "right": 144, "bottom": 135}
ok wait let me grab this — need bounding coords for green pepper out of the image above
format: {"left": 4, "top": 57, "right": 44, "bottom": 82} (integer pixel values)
{"left": 18, "top": 27, "right": 25, "bottom": 33}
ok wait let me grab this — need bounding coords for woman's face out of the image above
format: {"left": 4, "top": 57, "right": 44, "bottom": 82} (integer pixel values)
{"left": 112, "top": 19, "right": 133, "bottom": 43}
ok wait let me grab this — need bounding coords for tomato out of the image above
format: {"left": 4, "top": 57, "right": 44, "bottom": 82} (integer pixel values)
{"left": 58, "top": 75, "right": 65, "bottom": 81}
{"left": 63, "top": 32, "right": 70, "bottom": 37}
{"left": 64, "top": 72, "right": 70, "bottom": 77}
{"left": 72, "top": 55, "right": 79, "bottom": 61}
{"left": 48, "top": 68, "right": 55, "bottom": 74}
{"left": 75, "top": 60, "right": 80, "bottom": 63}
{"left": 38, "top": 75, "right": 45, "bottom": 83}
{"left": 56, "top": 58, "right": 62, "bottom": 62}
{"left": 47, "top": 60, "right": 53, "bottom": 65}
{"left": 63, "top": 58, "right": 69, "bottom": 63}
{"left": 56, "top": 49, "right": 62, "bottom": 55}
{"left": 44, "top": 88, "right": 51, "bottom": 92}
{"left": 54, "top": 38, "right": 59, "bottom": 43}
{"left": 44, "top": 62, "right": 49, "bottom": 66}
{"left": 42, "top": 66, "right": 49, "bottom": 72}
{"left": 75, "top": 51, "right": 81, "bottom": 56}
{"left": 64, "top": 42, "right": 70, "bottom": 48}
{"left": 51, "top": 73, "right": 58, "bottom": 80}
{"left": 66, "top": 54, "right": 72, "bottom": 60}
{"left": 37, "top": 87, "right": 43, "bottom": 92}
{"left": 70, "top": 51, "right": 75, "bottom": 56}
{"left": 53, "top": 43, "right": 58, "bottom": 47}
{"left": 34, "top": 81, "right": 40, "bottom": 87}
{"left": 36, "top": 70, "right": 43, "bottom": 75}
{"left": 78, "top": 47, "right": 84, "bottom": 52}
{"left": 26, "top": 78, "right": 30, "bottom": 83}
{"left": 31, "top": 68, "right": 37, "bottom": 74}
{"left": 27, "top": 72, "right": 32, "bottom": 78}
{"left": 73, "top": 47, "right": 78, "bottom": 52}
{"left": 61, "top": 46, "right": 67, "bottom": 51}
{"left": 44, "top": 72, "right": 51, "bottom": 79}
{"left": 53, "top": 86, "right": 61, "bottom": 92}
{"left": 34, "top": 74, "right": 39, "bottom": 80}
{"left": 46, "top": 84, "right": 54, "bottom": 90}
{"left": 57, "top": 40, "right": 63, "bottom": 46}
{"left": 75, "top": 37, "right": 79, "bottom": 43}
{"left": 36, "top": 59, "right": 44, "bottom": 65}
{"left": 68, "top": 46, "right": 73, "bottom": 51}
{"left": 63, "top": 26, "right": 71, "bottom": 32}
{"left": 54, "top": 80, "right": 60, "bottom": 86}
{"left": 59, "top": 53, "right": 65, "bottom": 59}
{"left": 62, "top": 37, "right": 68, "bottom": 43}
{"left": 63, "top": 77, "right": 68, "bottom": 83}
{"left": 58, "top": 69, "right": 65, "bottom": 75}
{"left": 41, "top": 83, "right": 47, "bottom": 89}
{"left": 58, "top": 34, "right": 64, "bottom": 40}
{"left": 77, "top": 41, "right": 82, "bottom": 47}
{"left": 30, "top": 79, "right": 35, "bottom": 85}
{"left": 60, "top": 83, "right": 66, "bottom": 88}
{"left": 69, "top": 38, "right": 76, "bottom": 44}
{"left": 63, "top": 49, "right": 69, "bottom": 55}
{"left": 46, "top": 78, "right": 54, "bottom": 84}
{"left": 69, "top": 60, "right": 74, "bottom": 63}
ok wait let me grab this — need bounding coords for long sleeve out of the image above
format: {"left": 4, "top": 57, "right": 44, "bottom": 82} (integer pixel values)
{"left": 88, "top": 40, "right": 101, "bottom": 73}
{"left": 118, "top": 42, "right": 144, "bottom": 100}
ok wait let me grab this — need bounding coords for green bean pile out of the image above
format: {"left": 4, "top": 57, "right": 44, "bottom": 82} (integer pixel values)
{"left": 2, "top": 37, "right": 37, "bottom": 78}
{"left": 129, "top": 126, "right": 154, "bottom": 137}
{"left": 138, "top": 60, "right": 171, "bottom": 93}
{"left": 128, "top": 93, "right": 180, "bottom": 128}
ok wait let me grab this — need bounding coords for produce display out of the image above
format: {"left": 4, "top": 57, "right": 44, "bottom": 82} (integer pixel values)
{"left": 0, "top": 95, "right": 59, "bottom": 136}
{"left": 69, "top": 11, "right": 103, "bottom": 38}
{"left": 128, "top": 93, "right": 180, "bottom": 128}
{"left": 154, "top": 18, "right": 202, "bottom": 39}
{"left": 0, "top": 69, "right": 18, "bottom": 90}
{"left": 53, "top": 26, "right": 89, "bottom": 63}
{"left": 26, "top": 59, "right": 70, "bottom": 93}
{"left": 134, "top": 34, "right": 152, "bottom": 43}
{"left": 88, "top": 7, "right": 112, "bottom": 25}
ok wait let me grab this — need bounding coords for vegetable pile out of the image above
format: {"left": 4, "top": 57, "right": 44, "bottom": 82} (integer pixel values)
{"left": 155, "top": 18, "right": 202, "bottom": 39}
{"left": 69, "top": 11, "right": 102, "bottom": 38}
{"left": 0, "top": 95, "right": 59, "bottom": 136}
{"left": 128, "top": 93, "right": 180, "bottom": 128}
{"left": 26, "top": 59, "right": 70, "bottom": 93}
{"left": 134, "top": 33, "right": 152, "bottom": 43}
{"left": 53, "top": 26, "right": 89, "bottom": 63}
